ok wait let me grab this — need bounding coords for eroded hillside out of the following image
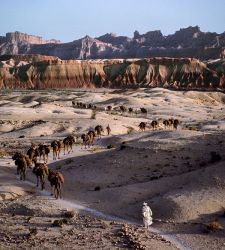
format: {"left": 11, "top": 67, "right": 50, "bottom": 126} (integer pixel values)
{"left": 0, "top": 56, "right": 224, "bottom": 90}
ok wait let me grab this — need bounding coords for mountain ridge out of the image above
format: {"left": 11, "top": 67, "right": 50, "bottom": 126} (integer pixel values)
{"left": 0, "top": 26, "right": 225, "bottom": 60}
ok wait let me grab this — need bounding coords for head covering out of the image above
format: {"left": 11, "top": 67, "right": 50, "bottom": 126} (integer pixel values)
{"left": 143, "top": 202, "right": 147, "bottom": 206}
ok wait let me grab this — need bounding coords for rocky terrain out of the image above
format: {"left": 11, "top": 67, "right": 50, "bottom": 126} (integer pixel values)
{"left": 0, "top": 55, "right": 224, "bottom": 90}
{"left": 0, "top": 26, "right": 224, "bottom": 60}
{"left": 1, "top": 194, "right": 177, "bottom": 250}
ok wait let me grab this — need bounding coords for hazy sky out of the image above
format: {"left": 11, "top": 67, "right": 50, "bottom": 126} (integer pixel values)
{"left": 1, "top": 0, "right": 225, "bottom": 42}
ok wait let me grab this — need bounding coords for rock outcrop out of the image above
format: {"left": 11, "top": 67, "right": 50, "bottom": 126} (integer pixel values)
{"left": 0, "top": 27, "right": 225, "bottom": 60}
{"left": 0, "top": 31, "right": 61, "bottom": 55}
{"left": 5, "top": 32, "right": 61, "bottom": 44}
{"left": 0, "top": 55, "right": 224, "bottom": 90}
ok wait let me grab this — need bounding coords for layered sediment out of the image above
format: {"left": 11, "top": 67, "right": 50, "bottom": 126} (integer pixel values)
{"left": 0, "top": 55, "right": 224, "bottom": 90}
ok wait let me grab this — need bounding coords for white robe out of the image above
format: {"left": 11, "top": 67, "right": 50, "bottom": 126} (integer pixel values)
{"left": 142, "top": 205, "right": 153, "bottom": 228}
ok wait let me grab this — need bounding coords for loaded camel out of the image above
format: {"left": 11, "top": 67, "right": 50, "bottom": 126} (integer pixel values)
{"left": 51, "top": 140, "right": 64, "bottom": 160}
{"left": 120, "top": 105, "right": 127, "bottom": 113}
{"left": 27, "top": 143, "right": 50, "bottom": 164}
{"left": 105, "top": 106, "right": 112, "bottom": 112}
{"left": 27, "top": 144, "right": 40, "bottom": 164}
{"left": 163, "top": 120, "right": 170, "bottom": 129}
{"left": 151, "top": 120, "right": 159, "bottom": 130}
{"left": 95, "top": 125, "right": 104, "bottom": 139}
{"left": 81, "top": 133, "right": 92, "bottom": 149}
{"left": 173, "top": 119, "right": 180, "bottom": 130}
{"left": 12, "top": 152, "right": 32, "bottom": 181}
{"left": 87, "top": 130, "right": 96, "bottom": 146}
{"left": 138, "top": 122, "right": 147, "bottom": 131}
{"left": 48, "top": 169, "right": 64, "bottom": 199}
{"left": 63, "top": 135, "right": 76, "bottom": 155}
{"left": 140, "top": 108, "right": 147, "bottom": 115}
{"left": 38, "top": 143, "right": 51, "bottom": 163}
{"left": 32, "top": 162, "right": 49, "bottom": 190}
{"left": 128, "top": 107, "right": 133, "bottom": 114}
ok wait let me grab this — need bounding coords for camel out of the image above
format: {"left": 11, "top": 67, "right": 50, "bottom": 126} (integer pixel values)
{"left": 140, "top": 108, "right": 147, "bottom": 115}
{"left": 95, "top": 125, "right": 104, "bottom": 139}
{"left": 106, "top": 106, "right": 112, "bottom": 112}
{"left": 27, "top": 144, "right": 40, "bottom": 164}
{"left": 106, "top": 124, "right": 111, "bottom": 135}
{"left": 168, "top": 119, "right": 174, "bottom": 129}
{"left": 87, "top": 130, "right": 96, "bottom": 146}
{"left": 15, "top": 158, "right": 27, "bottom": 181}
{"left": 128, "top": 107, "right": 133, "bottom": 113}
{"left": 12, "top": 152, "right": 32, "bottom": 180}
{"left": 119, "top": 105, "right": 127, "bottom": 113}
{"left": 163, "top": 120, "right": 170, "bottom": 129}
{"left": 51, "top": 140, "right": 63, "bottom": 160}
{"left": 32, "top": 163, "right": 49, "bottom": 190}
{"left": 78, "top": 102, "right": 83, "bottom": 107}
{"left": 151, "top": 120, "right": 159, "bottom": 130}
{"left": 82, "top": 103, "right": 87, "bottom": 109}
{"left": 173, "top": 119, "right": 180, "bottom": 129}
{"left": 81, "top": 134, "right": 92, "bottom": 149}
{"left": 63, "top": 135, "right": 76, "bottom": 155}
{"left": 48, "top": 169, "right": 64, "bottom": 199}
{"left": 38, "top": 144, "right": 51, "bottom": 163}
{"left": 138, "top": 122, "right": 147, "bottom": 131}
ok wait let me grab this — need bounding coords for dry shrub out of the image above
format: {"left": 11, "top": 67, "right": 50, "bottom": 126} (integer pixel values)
{"left": 89, "top": 147, "right": 104, "bottom": 152}
{"left": 52, "top": 219, "right": 64, "bottom": 227}
{"left": 0, "top": 148, "right": 7, "bottom": 157}
{"left": 101, "top": 221, "right": 109, "bottom": 229}
{"left": 188, "top": 126, "right": 198, "bottom": 131}
{"left": 127, "top": 127, "right": 135, "bottom": 134}
{"left": 91, "top": 110, "right": 97, "bottom": 119}
{"left": 28, "top": 227, "right": 38, "bottom": 237}
{"left": 94, "top": 186, "right": 101, "bottom": 191}
{"left": 204, "top": 221, "right": 223, "bottom": 233}
{"left": 64, "top": 210, "right": 75, "bottom": 218}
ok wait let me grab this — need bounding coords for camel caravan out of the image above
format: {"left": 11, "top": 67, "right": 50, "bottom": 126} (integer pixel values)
{"left": 11, "top": 128, "right": 105, "bottom": 199}
{"left": 139, "top": 118, "right": 181, "bottom": 131}
{"left": 11, "top": 100, "right": 182, "bottom": 200}
{"left": 72, "top": 100, "right": 147, "bottom": 116}
{"left": 11, "top": 135, "right": 76, "bottom": 199}
{"left": 72, "top": 100, "right": 181, "bottom": 130}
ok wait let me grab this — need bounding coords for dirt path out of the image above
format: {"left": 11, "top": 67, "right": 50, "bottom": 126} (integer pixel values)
{"left": 0, "top": 144, "right": 192, "bottom": 249}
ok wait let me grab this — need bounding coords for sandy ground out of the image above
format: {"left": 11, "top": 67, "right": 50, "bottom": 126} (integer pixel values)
{"left": 0, "top": 88, "right": 225, "bottom": 249}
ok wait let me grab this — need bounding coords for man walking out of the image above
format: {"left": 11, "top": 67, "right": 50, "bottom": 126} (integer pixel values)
{"left": 142, "top": 202, "right": 153, "bottom": 229}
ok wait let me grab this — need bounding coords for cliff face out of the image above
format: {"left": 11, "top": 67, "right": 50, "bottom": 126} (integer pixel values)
{"left": 0, "top": 55, "right": 223, "bottom": 90}
{"left": 0, "top": 31, "right": 61, "bottom": 55}
{"left": 5, "top": 32, "right": 61, "bottom": 44}
{"left": 0, "top": 27, "right": 224, "bottom": 60}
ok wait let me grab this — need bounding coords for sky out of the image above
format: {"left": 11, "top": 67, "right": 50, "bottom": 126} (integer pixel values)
{"left": 0, "top": 0, "right": 225, "bottom": 42}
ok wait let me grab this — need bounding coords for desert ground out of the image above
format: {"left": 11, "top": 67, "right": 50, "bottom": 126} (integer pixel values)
{"left": 0, "top": 87, "right": 225, "bottom": 249}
